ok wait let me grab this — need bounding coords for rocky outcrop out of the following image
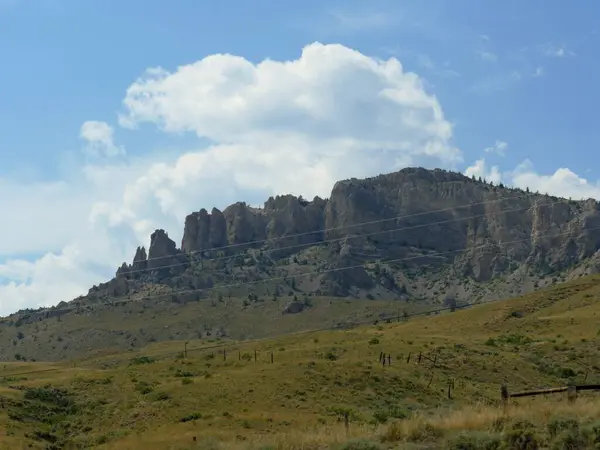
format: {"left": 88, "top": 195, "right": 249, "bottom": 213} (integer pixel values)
{"left": 116, "top": 230, "right": 187, "bottom": 285}
{"left": 283, "top": 300, "right": 305, "bottom": 314}
{"left": 181, "top": 208, "right": 227, "bottom": 253}
{"left": 132, "top": 246, "right": 147, "bottom": 271}
{"left": 181, "top": 195, "right": 327, "bottom": 254}
{"left": 146, "top": 229, "right": 182, "bottom": 270}
{"left": 109, "top": 167, "right": 600, "bottom": 300}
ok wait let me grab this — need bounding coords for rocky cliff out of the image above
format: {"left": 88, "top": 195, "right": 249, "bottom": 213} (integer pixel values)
{"left": 4, "top": 167, "right": 600, "bottom": 362}
{"left": 99, "top": 167, "right": 600, "bottom": 304}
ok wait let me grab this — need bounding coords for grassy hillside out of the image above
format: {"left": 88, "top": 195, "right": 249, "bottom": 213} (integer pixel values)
{"left": 0, "top": 295, "right": 437, "bottom": 362}
{"left": 1, "top": 275, "right": 600, "bottom": 449}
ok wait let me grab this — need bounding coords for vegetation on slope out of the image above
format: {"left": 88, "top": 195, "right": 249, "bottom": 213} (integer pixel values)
{"left": 0, "top": 275, "right": 599, "bottom": 448}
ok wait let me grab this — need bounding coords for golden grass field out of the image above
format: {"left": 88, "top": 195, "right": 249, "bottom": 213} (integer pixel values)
{"left": 2, "top": 275, "right": 600, "bottom": 449}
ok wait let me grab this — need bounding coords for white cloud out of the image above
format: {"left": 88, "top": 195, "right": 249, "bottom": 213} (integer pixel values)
{"left": 463, "top": 157, "right": 600, "bottom": 201}
{"left": 80, "top": 121, "right": 124, "bottom": 158}
{"left": 0, "top": 42, "right": 461, "bottom": 316}
{"left": 484, "top": 140, "right": 508, "bottom": 157}
{"left": 464, "top": 158, "right": 502, "bottom": 184}
{"left": 511, "top": 160, "right": 600, "bottom": 199}
{"left": 0, "top": 178, "right": 91, "bottom": 255}
{"left": 119, "top": 43, "right": 460, "bottom": 164}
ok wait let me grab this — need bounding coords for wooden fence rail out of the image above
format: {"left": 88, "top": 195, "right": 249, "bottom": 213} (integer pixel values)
{"left": 501, "top": 384, "right": 600, "bottom": 405}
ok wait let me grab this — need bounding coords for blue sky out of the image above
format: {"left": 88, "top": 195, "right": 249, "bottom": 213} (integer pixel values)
{"left": 1, "top": 0, "right": 597, "bottom": 178}
{"left": 0, "top": 0, "right": 599, "bottom": 314}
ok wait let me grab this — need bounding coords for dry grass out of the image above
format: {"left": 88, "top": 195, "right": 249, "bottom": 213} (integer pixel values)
{"left": 1, "top": 275, "right": 600, "bottom": 448}
{"left": 110, "top": 398, "right": 600, "bottom": 449}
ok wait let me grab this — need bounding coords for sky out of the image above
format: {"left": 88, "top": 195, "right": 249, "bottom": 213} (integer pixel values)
{"left": 0, "top": 0, "right": 599, "bottom": 315}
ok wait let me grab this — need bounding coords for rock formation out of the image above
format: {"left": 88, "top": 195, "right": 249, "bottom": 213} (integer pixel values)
{"left": 78, "top": 168, "right": 600, "bottom": 304}
{"left": 5, "top": 167, "right": 600, "bottom": 362}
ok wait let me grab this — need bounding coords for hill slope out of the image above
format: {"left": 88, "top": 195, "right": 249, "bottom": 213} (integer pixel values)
{"left": 0, "top": 275, "right": 599, "bottom": 449}
{"left": 3, "top": 167, "right": 600, "bottom": 361}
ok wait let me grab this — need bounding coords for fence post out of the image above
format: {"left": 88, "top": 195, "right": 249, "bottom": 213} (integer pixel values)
{"left": 184, "top": 341, "right": 188, "bottom": 359}
{"left": 271, "top": 351, "right": 274, "bottom": 364}
{"left": 567, "top": 385, "right": 577, "bottom": 403}
{"left": 406, "top": 352, "right": 411, "bottom": 364}
{"left": 448, "top": 380, "right": 452, "bottom": 399}
{"left": 387, "top": 354, "right": 391, "bottom": 366}
{"left": 418, "top": 352, "right": 422, "bottom": 364}
{"left": 501, "top": 385, "right": 509, "bottom": 411}
{"left": 254, "top": 350, "right": 257, "bottom": 362}
{"left": 379, "top": 352, "right": 383, "bottom": 363}
{"left": 223, "top": 349, "right": 227, "bottom": 361}
{"left": 344, "top": 412, "right": 349, "bottom": 436}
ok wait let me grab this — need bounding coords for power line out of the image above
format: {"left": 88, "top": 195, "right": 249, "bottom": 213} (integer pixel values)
{"left": 30, "top": 219, "right": 600, "bottom": 317}
{"left": 0, "top": 304, "right": 461, "bottom": 379}
{"left": 121, "top": 199, "right": 563, "bottom": 277}
{"left": 3, "top": 222, "right": 598, "bottom": 378}
{"left": 125, "top": 192, "right": 536, "bottom": 268}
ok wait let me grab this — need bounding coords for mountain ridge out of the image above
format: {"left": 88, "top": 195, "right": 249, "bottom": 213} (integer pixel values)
{"left": 3, "top": 166, "right": 600, "bottom": 362}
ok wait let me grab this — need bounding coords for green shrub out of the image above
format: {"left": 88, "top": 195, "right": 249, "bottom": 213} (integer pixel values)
{"left": 502, "top": 420, "right": 539, "bottom": 450}
{"left": 547, "top": 418, "right": 579, "bottom": 439}
{"left": 134, "top": 381, "right": 153, "bottom": 395}
{"left": 336, "top": 439, "right": 383, "bottom": 450}
{"left": 549, "top": 429, "right": 586, "bottom": 450}
{"left": 179, "top": 412, "right": 201, "bottom": 423}
{"left": 130, "top": 356, "right": 155, "bottom": 365}
{"left": 153, "top": 391, "right": 170, "bottom": 401}
{"left": 372, "top": 406, "right": 408, "bottom": 424}
{"left": 446, "top": 431, "right": 501, "bottom": 450}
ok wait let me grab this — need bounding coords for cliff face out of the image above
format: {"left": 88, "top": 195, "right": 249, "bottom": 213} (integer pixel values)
{"left": 93, "top": 167, "right": 600, "bottom": 302}
{"left": 5, "top": 167, "right": 600, "bottom": 362}
{"left": 180, "top": 195, "right": 327, "bottom": 254}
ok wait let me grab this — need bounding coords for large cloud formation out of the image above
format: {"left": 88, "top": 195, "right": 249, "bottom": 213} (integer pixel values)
{"left": 0, "top": 43, "right": 597, "bottom": 316}
{"left": 100, "top": 43, "right": 464, "bottom": 251}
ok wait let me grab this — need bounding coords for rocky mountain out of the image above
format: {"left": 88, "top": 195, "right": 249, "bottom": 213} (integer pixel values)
{"left": 3, "top": 167, "right": 600, "bottom": 361}
{"left": 105, "top": 167, "right": 600, "bottom": 299}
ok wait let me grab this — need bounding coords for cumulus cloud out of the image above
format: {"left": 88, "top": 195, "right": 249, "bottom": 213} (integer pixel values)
{"left": 464, "top": 158, "right": 502, "bottom": 184}
{"left": 100, "top": 43, "right": 465, "bottom": 245}
{"left": 463, "top": 157, "right": 600, "bottom": 200}
{"left": 511, "top": 160, "right": 600, "bottom": 199}
{"left": 484, "top": 140, "right": 508, "bottom": 157}
{"left": 80, "top": 121, "right": 124, "bottom": 158}
{"left": 0, "top": 173, "right": 114, "bottom": 256}
{"left": 119, "top": 43, "right": 459, "bottom": 164}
